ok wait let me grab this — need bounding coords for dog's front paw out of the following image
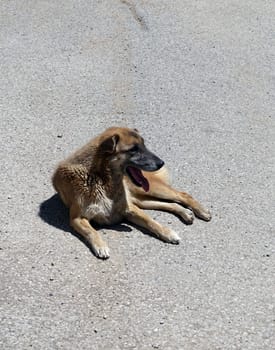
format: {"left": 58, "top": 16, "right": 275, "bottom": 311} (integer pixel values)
{"left": 180, "top": 208, "right": 194, "bottom": 224}
{"left": 169, "top": 230, "right": 181, "bottom": 244}
{"left": 91, "top": 242, "right": 110, "bottom": 259}
{"left": 161, "top": 229, "right": 180, "bottom": 244}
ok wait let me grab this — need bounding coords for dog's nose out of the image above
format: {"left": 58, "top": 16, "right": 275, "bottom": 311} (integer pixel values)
{"left": 157, "top": 159, "right": 165, "bottom": 169}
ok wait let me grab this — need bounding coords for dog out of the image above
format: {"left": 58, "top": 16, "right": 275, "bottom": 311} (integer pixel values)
{"left": 52, "top": 127, "right": 211, "bottom": 259}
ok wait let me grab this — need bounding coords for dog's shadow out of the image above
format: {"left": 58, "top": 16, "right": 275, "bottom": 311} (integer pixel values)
{"left": 39, "top": 194, "right": 133, "bottom": 255}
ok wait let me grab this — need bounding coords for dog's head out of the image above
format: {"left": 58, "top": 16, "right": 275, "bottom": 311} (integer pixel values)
{"left": 99, "top": 127, "right": 164, "bottom": 192}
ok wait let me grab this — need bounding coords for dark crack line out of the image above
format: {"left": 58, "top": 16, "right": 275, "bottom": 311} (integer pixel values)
{"left": 120, "top": 0, "right": 148, "bottom": 30}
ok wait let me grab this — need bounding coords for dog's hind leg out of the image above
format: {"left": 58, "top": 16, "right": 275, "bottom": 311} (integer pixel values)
{"left": 136, "top": 174, "right": 211, "bottom": 221}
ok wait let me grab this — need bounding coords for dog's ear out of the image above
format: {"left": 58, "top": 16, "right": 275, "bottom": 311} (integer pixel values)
{"left": 101, "top": 134, "right": 119, "bottom": 154}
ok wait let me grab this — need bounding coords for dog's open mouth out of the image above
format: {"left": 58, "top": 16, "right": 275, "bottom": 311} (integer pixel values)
{"left": 126, "top": 166, "right": 149, "bottom": 192}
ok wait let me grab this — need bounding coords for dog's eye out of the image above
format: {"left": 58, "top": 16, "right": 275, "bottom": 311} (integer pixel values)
{"left": 128, "top": 145, "right": 139, "bottom": 153}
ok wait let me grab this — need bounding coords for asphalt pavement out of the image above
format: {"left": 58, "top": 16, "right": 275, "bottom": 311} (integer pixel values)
{"left": 0, "top": 1, "right": 274, "bottom": 349}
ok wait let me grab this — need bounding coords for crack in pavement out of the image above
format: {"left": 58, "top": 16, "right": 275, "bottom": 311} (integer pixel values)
{"left": 120, "top": 0, "right": 148, "bottom": 30}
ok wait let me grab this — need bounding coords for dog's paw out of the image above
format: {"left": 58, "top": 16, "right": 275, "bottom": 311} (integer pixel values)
{"left": 200, "top": 208, "right": 212, "bottom": 221}
{"left": 194, "top": 207, "right": 212, "bottom": 222}
{"left": 163, "top": 229, "right": 180, "bottom": 244}
{"left": 180, "top": 208, "right": 194, "bottom": 224}
{"left": 92, "top": 243, "right": 110, "bottom": 259}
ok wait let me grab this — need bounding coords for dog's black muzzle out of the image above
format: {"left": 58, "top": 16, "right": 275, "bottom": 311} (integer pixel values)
{"left": 128, "top": 147, "right": 164, "bottom": 172}
{"left": 125, "top": 146, "right": 164, "bottom": 192}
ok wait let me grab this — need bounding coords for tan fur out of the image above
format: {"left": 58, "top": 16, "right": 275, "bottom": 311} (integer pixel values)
{"left": 52, "top": 127, "right": 211, "bottom": 259}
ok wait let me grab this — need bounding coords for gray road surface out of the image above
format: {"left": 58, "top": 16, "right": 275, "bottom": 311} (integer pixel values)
{"left": 1, "top": 1, "right": 274, "bottom": 349}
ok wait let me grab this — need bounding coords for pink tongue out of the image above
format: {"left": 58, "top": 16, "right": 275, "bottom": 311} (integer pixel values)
{"left": 128, "top": 167, "right": 149, "bottom": 192}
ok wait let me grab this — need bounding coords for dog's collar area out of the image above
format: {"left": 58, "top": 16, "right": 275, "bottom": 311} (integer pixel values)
{"left": 126, "top": 166, "right": 149, "bottom": 192}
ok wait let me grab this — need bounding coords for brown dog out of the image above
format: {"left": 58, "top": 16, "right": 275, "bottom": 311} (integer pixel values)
{"left": 52, "top": 127, "right": 211, "bottom": 259}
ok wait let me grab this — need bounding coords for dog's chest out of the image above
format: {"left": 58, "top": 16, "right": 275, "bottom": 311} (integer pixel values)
{"left": 83, "top": 189, "right": 125, "bottom": 224}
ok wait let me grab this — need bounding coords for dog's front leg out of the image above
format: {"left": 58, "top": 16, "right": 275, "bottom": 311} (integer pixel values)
{"left": 126, "top": 205, "right": 180, "bottom": 244}
{"left": 70, "top": 206, "right": 110, "bottom": 259}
